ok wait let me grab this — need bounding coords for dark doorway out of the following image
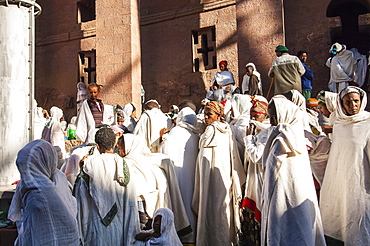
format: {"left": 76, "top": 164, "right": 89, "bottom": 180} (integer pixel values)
{"left": 327, "top": 0, "right": 370, "bottom": 54}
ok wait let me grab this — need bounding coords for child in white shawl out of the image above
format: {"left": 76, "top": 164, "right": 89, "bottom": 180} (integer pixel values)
{"left": 134, "top": 208, "right": 182, "bottom": 246}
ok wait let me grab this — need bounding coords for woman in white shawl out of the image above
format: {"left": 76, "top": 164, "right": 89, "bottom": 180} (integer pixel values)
{"left": 320, "top": 86, "right": 370, "bottom": 245}
{"left": 229, "top": 94, "right": 252, "bottom": 162}
{"left": 134, "top": 208, "right": 182, "bottom": 246}
{"left": 117, "top": 134, "right": 191, "bottom": 238}
{"left": 159, "top": 106, "right": 200, "bottom": 244}
{"left": 192, "top": 101, "right": 246, "bottom": 246}
{"left": 261, "top": 96, "right": 325, "bottom": 246}
{"left": 8, "top": 140, "right": 80, "bottom": 246}
{"left": 42, "top": 106, "right": 66, "bottom": 158}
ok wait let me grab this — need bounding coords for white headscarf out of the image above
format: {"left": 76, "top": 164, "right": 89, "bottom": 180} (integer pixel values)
{"left": 231, "top": 94, "right": 252, "bottom": 120}
{"left": 263, "top": 96, "right": 306, "bottom": 168}
{"left": 175, "top": 107, "right": 199, "bottom": 133}
{"left": 335, "top": 86, "right": 370, "bottom": 125}
{"left": 8, "top": 140, "right": 79, "bottom": 245}
{"left": 148, "top": 208, "right": 182, "bottom": 246}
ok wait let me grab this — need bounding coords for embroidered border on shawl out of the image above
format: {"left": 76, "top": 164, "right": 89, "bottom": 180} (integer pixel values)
{"left": 101, "top": 202, "right": 118, "bottom": 227}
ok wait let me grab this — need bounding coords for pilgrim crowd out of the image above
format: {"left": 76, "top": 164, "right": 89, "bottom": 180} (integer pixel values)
{"left": 7, "top": 43, "right": 370, "bottom": 246}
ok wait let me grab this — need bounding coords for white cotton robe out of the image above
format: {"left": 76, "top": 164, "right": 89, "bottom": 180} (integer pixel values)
{"left": 261, "top": 97, "right": 325, "bottom": 246}
{"left": 192, "top": 121, "right": 246, "bottom": 246}
{"left": 73, "top": 153, "right": 140, "bottom": 246}
{"left": 122, "top": 134, "right": 191, "bottom": 236}
{"left": 133, "top": 108, "right": 172, "bottom": 153}
{"left": 8, "top": 140, "right": 80, "bottom": 246}
{"left": 320, "top": 89, "right": 370, "bottom": 245}
{"left": 159, "top": 107, "right": 200, "bottom": 243}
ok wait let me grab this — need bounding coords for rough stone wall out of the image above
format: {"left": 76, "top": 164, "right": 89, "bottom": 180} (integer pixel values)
{"left": 140, "top": 1, "right": 238, "bottom": 112}
{"left": 284, "top": 0, "right": 332, "bottom": 97}
{"left": 236, "top": 0, "right": 285, "bottom": 97}
{"left": 35, "top": 0, "right": 95, "bottom": 120}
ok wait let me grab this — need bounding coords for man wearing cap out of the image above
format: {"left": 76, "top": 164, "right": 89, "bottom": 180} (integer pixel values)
{"left": 326, "top": 42, "right": 355, "bottom": 93}
{"left": 268, "top": 45, "right": 305, "bottom": 95}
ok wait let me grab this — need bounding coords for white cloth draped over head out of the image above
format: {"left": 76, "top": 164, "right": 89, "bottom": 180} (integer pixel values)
{"left": 122, "top": 134, "right": 191, "bottom": 234}
{"left": 175, "top": 107, "right": 200, "bottom": 133}
{"left": 319, "top": 91, "right": 338, "bottom": 125}
{"left": 42, "top": 106, "right": 66, "bottom": 157}
{"left": 123, "top": 103, "right": 137, "bottom": 132}
{"left": 261, "top": 96, "right": 326, "bottom": 246}
{"left": 212, "top": 70, "right": 235, "bottom": 86}
{"left": 159, "top": 107, "right": 200, "bottom": 243}
{"left": 229, "top": 94, "right": 252, "bottom": 161}
{"left": 192, "top": 120, "right": 246, "bottom": 245}
{"left": 77, "top": 82, "right": 88, "bottom": 102}
{"left": 133, "top": 108, "right": 172, "bottom": 153}
{"left": 326, "top": 46, "right": 354, "bottom": 92}
{"left": 8, "top": 140, "right": 79, "bottom": 245}
{"left": 320, "top": 86, "right": 370, "bottom": 245}
{"left": 336, "top": 86, "right": 370, "bottom": 125}
{"left": 289, "top": 89, "right": 312, "bottom": 132}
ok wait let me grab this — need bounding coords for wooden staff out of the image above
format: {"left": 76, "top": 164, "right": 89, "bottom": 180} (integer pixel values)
{"left": 266, "top": 78, "right": 275, "bottom": 99}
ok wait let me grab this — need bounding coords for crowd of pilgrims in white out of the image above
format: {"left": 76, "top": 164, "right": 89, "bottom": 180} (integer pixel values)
{"left": 7, "top": 45, "right": 370, "bottom": 245}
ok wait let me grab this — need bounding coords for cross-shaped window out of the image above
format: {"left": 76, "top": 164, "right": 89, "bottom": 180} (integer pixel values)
{"left": 192, "top": 26, "right": 216, "bottom": 72}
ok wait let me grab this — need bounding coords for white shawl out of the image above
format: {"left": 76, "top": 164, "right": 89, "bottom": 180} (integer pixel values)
{"left": 42, "top": 106, "right": 66, "bottom": 157}
{"left": 159, "top": 107, "right": 200, "bottom": 243}
{"left": 122, "top": 134, "right": 191, "bottom": 235}
{"left": 320, "top": 87, "right": 370, "bottom": 245}
{"left": 133, "top": 108, "right": 172, "bottom": 153}
{"left": 192, "top": 121, "right": 246, "bottom": 246}
{"left": 261, "top": 97, "right": 325, "bottom": 246}
{"left": 229, "top": 94, "right": 252, "bottom": 162}
{"left": 8, "top": 140, "right": 79, "bottom": 246}
{"left": 133, "top": 208, "right": 182, "bottom": 246}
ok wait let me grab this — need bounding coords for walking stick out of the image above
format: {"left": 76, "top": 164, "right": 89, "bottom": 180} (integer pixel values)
{"left": 266, "top": 78, "right": 275, "bottom": 99}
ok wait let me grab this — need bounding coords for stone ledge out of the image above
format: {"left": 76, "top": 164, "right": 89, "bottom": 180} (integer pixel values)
{"left": 140, "top": 0, "right": 236, "bottom": 26}
{"left": 36, "top": 21, "right": 96, "bottom": 47}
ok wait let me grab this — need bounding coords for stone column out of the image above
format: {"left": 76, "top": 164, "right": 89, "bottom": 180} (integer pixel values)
{"left": 236, "top": 0, "right": 285, "bottom": 94}
{"left": 96, "top": 0, "right": 141, "bottom": 111}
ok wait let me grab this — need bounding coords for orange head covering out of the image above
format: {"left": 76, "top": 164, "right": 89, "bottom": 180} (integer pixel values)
{"left": 205, "top": 101, "right": 224, "bottom": 116}
{"left": 250, "top": 96, "right": 268, "bottom": 115}
{"left": 306, "top": 98, "right": 318, "bottom": 107}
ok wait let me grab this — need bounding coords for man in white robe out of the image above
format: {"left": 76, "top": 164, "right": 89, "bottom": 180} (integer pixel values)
{"left": 320, "top": 86, "right": 370, "bottom": 245}
{"left": 261, "top": 96, "right": 325, "bottom": 246}
{"left": 73, "top": 128, "right": 139, "bottom": 246}
{"left": 133, "top": 100, "right": 172, "bottom": 153}
{"left": 159, "top": 106, "right": 200, "bottom": 244}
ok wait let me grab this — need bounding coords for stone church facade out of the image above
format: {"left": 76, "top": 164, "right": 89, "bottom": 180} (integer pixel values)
{"left": 35, "top": 0, "right": 370, "bottom": 119}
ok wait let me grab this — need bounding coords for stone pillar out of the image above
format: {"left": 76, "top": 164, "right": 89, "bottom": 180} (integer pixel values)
{"left": 236, "top": 0, "right": 285, "bottom": 95}
{"left": 96, "top": 0, "right": 141, "bottom": 112}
